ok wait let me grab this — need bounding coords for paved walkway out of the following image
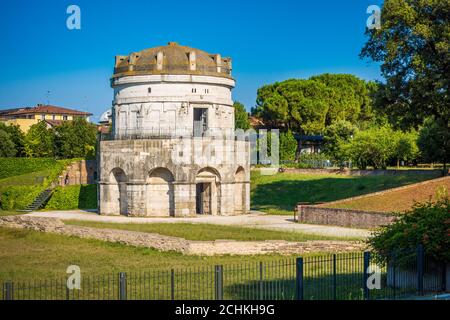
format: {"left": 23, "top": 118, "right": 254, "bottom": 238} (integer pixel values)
{"left": 27, "top": 210, "right": 371, "bottom": 238}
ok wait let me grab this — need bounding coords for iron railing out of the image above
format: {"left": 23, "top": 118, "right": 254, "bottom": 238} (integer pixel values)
{"left": 2, "top": 247, "right": 446, "bottom": 300}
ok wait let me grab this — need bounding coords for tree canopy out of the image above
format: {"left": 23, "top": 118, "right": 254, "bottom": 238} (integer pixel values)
{"left": 361, "top": 0, "right": 449, "bottom": 171}
{"left": 233, "top": 101, "right": 251, "bottom": 130}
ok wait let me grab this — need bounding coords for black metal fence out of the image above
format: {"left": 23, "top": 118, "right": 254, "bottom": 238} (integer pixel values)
{"left": 2, "top": 247, "right": 447, "bottom": 300}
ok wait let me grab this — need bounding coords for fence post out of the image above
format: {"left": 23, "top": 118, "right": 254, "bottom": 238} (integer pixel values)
{"left": 259, "top": 262, "right": 264, "bottom": 300}
{"left": 363, "top": 252, "right": 370, "bottom": 300}
{"left": 296, "top": 257, "right": 304, "bottom": 300}
{"left": 3, "top": 282, "right": 13, "bottom": 300}
{"left": 333, "top": 254, "right": 337, "bottom": 300}
{"left": 119, "top": 272, "right": 127, "bottom": 300}
{"left": 214, "top": 265, "right": 223, "bottom": 300}
{"left": 417, "top": 245, "right": 424, "bottom": 295}
{"left": 442, "top": 262, "right": 447, "bottom": 293}
{"left": 171, "top": 269, "right": 175, "bottom": 301}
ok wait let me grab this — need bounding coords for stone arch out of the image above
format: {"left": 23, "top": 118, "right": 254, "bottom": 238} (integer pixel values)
{"left": 147, "top": 167, "right": 175, "bottom": 216}
{"left": 195, "top": 167, "right": 221, "bottom": 215}
{"left": 109, "top": 167, "right": 128, "bottom": 216}
{"left": 234, "top": 166, "right": 246, "bottom": 214}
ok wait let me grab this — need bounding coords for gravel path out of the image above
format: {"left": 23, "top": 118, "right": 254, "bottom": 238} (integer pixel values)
{"left": 27, "top": 210, "right": 371, "bottom": 238}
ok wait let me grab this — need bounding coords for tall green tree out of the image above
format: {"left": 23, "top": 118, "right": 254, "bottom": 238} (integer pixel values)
{"left": 393, "top": 130, "right": 420, "bottom": 168}
{"left": 0, "top": 129, "right": 17, "bottom": 157}
{"left": 279, "top": 130, "right": 297, "bottom": 161}
{"left": 24, "top": 121, "right": 55, "bottom": 157}
{"left": 55, "top": 117, "right": 97, "bottom": 159}
{"left": 323, "top": 120, "right": 358, "bottom": 167}
{"left": 361, "top": 0, "right": 449, "bottom": 172}
{"left": 346, "top": 126, "right": 396, "bottom": 170}
{"left": 253, "top": 75, "right": 376, "bottom": 160}
{"left": 0, "top": 123, "right": 25, "bottom": 157}
{"left": 233, "top": 101, "right": 250, "bottom": 130}
{"left": 418, "top": 117, "right": 450, "bottom": 170}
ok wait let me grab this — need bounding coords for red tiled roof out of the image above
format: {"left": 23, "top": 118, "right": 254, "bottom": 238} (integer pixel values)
{"left": 6, "top": 105, "right": 92, "bottom": 116}
{"left": 43, "top": 120, "right": 65, "bottom": 127}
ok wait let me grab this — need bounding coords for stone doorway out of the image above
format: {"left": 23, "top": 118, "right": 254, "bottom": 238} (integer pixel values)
{"left": 196, "top": 183, "right": 211, "bottom": 215}
{"left": 195, "top": 168, "right": 220, "bottom": 215}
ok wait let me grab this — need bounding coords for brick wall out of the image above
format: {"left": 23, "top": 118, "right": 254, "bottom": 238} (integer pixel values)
{"left": 58, "top": 160, "right": 97, "bottom": 187}
{"left": 297, "top": 205, "right": 397, "bottom": 229}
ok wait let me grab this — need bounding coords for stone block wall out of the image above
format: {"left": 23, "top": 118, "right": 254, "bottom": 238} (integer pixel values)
{"left": 297, "top": 205, "right": 398, "bottom": 229}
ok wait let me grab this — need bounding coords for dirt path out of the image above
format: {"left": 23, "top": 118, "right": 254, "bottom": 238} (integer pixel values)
{"left": 27, "top": 210, "right": 371, "bottom": 238}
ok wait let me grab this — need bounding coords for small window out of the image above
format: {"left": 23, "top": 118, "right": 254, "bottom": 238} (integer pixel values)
{"left": 205, "top": 89, "right": 209, "bottom": 94}
{"left": 41, "top": 114, "right": 45, "bottom": 120}
{"left": 52, "top": 115, "right": 56, "bottom": 120}
{"left": 192, "top": 88, "right": 196, "bottom": 93}
{"left": 63, "top": 115, "right": 68, "bottom": 121}
{"left": 148, "top": 87, "right": 152, "bottom": 94}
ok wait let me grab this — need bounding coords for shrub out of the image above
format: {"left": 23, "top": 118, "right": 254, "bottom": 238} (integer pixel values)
{"left": 367, "top": 198, "right": 450, "bottom": 264}
{"left": 45, "top": 185, "right": 97, "bottom": 210}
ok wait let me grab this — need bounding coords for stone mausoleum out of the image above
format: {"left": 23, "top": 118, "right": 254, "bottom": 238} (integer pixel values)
{"left": 98, "top": 42, "right": 250, "bottom": 217}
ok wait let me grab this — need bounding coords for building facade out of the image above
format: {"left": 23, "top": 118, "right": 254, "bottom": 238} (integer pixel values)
{"left": 98, "top": 42, "right": 250, "bottom": 217}
{"left": 0, "top": 104, "right": 92, "bottom": 132}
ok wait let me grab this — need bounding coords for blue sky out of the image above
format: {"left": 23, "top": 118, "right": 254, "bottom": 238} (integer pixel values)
{"left": 0, "top": 0, "right": 383, "bottom": 122}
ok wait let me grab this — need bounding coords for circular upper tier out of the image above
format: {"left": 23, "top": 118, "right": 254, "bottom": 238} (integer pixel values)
{"left": 113, "top": 42, "right": 233, "bottom": 79}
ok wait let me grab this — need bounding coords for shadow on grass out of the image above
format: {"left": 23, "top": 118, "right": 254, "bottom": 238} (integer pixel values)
{"left": 250, "top": 174, "right": 436, "bottom": 214}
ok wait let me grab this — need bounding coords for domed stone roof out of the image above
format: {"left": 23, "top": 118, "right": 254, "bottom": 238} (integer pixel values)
{"left": 113, "top": 42, "right": 232, "bottom": 79}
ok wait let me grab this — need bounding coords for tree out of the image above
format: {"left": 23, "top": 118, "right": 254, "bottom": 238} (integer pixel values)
{"left": 347, "top": 126, "right": 396, "bottom": 169}
{"left": 323, "top": 120, "right": 358, "bottom": 167}
{"left": 253, "top": 75, "right": 376, "bottom": 160}
{"left": 393, "top": 130, "right": 420, "bottom": 168}
{"left": 0, "top": 123, "right": 25, "bottom": 157}
{"left": 233, "top": 101, "right": 250, "bottom": 130}
{"left": 418, "top": 117, "right": 450, "bottom": 171}
{"left": 279, "top": 130, "right": 297, "bottom": 161}
{"left": 55, "top": 117, "right": 97, "bottom": 159}
{"left": 361, "top": 0, "right": 449, "bottom": 171}
{"left": 24, "top": 121, "right": 55, "bottom": 157}
{"left": 0, "top": 129, "right": 17, "bottom": 157}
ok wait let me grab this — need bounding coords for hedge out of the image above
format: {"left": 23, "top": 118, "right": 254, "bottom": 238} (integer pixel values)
{"left": 45, "top": 184, "right": 97, "bottom": 210}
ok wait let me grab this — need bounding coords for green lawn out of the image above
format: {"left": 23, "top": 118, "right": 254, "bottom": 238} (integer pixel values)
{"left": 0, "top": 210, "right": 24, "bottom": 217}
{"left": 251, "top": 171, "right": 439, "bottom": 215}
{"left": 0, "top": 226, "right": 309, "bottom": 283}
{"left": 65, "top": 220, "right": 360, "bottom": 241}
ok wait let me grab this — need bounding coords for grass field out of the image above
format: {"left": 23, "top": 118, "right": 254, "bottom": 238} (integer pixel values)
{"left": 0, "top": 210, "right": 23, "bottom": 217}
{"left": 327, "top": 177, "right": 450, "bottom": 212}
{"left": 0, "top": 226, "right": 311, "bottom": 283}
{"left": 65, "top": 220, "right": 359, "bottom": 241}
{"left": 251, "top": 171, "right": 439, "bottom": 215}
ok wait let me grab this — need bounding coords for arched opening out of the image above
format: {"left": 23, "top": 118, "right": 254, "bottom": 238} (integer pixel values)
{"left": 109, "top": 168, "right": 128, "bottom": 216}
{"left": 147, "top": 167, "right": 175, "bottom": 216}
{"left": 234, "top": 167, "right": 246, "bottom": 214}
{"left": 195, "top": 167, "right": 221, "bottom": 215}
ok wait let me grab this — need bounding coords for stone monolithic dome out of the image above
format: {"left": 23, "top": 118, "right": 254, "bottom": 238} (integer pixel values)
{"left": 99, "top": 42, "right": 250, "bottom": 218}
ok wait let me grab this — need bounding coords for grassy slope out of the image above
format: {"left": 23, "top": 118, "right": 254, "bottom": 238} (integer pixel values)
{"left": 45, "top": 185, "right": 97, "bottom": 210}
{"left": 327, "top": 177, "right": 450, "bottom": 212}
{"left": 65, "top": 220, "right": 359, "bottom": 241}
{"left": 0, "top": 158, "right": 60, "bottom": 179}
{"left": 251, "top": 172, "right": 439, "bottom": 215}
{"left": 0, "top": 226, "right": 309, "bottom": 282}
